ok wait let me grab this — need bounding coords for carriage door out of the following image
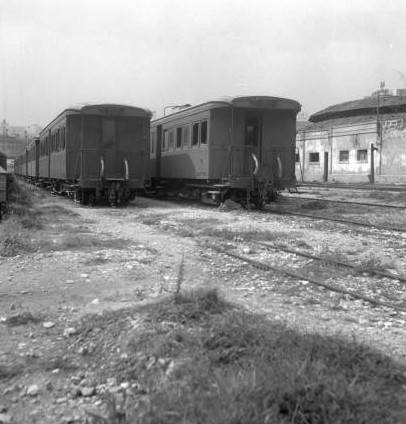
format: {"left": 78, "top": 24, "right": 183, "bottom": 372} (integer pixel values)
{"left": 155, "top": 125, "right": 162, "bottom": 179}
{"left": 102, "top": 119, "right": 116, "bottom": 177}
{"left": 245, "top": 115, "right": 262, "bottom": 175}
{"left": 48, "top": 129, "right": 51, "bottom": 178}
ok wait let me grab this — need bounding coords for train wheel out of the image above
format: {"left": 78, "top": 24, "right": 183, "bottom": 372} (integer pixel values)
{"left": 73, "top": 190, "right": 81, "bottom": 204}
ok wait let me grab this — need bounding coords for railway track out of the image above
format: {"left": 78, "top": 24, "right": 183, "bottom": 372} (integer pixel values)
{"left": 265, "top": 208, "right": 406, "bottom": 233}
{"left": 296, "top": 182, "right": 406, "bottom": 192}
{"left": 209, "top": 242, "right": 406, "bottom": 314}
{"left": 284, "top": 195, "right": 406, "bottom": 210}
{"left": 252, "top": 240, "right": 406, "bottom": 283}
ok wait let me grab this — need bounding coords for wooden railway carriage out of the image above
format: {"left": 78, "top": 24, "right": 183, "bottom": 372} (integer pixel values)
{"left": 17, "top": 104, "right": 151, "bottom": 204}
{"left": 0, "top": 151, "right": 8, "bottom": 211}
{"left": 149, "top": 96, "right": 301, "bottom": 207}
{"left": 0, "top": 151, "right": 6, "bottom": 171}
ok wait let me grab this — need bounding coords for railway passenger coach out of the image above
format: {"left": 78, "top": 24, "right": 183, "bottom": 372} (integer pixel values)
{"left": 15, "top": 104, "right": 151, "bottom": 204}
{"left": 149, "top": 96, "right": 301, "bottom": 207}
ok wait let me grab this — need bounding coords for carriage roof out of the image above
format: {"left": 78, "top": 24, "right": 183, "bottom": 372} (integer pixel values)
{"left": 153, "top": 95, "right": 301, "bottom": 125}
{"left": 40, "top": 103, "right": 152, "bottom": 136}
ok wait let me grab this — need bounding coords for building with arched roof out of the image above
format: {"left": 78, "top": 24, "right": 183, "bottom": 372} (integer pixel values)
{"left": 296, "top": 89, "right": 406, "bottom": 184}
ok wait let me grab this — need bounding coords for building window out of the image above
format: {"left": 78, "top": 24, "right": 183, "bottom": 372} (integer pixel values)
{"left": 309, "top": 152, "right": 319, "bottom": 163}
{"left": 176, "top": 127, "right": 182, "bottom": 149}
{"left": 339, "top": 150, "right": 349, "bottom": 163}
{"left": 192, "top": 123, "right": 199, "bottom": 146}
{"left": 295, "top": 153, "right": 300, "bottom": 163}
{"left": 357, "top": 149, "right": 368, "bottom": 162}
{"left": 200, "top": 120, "right": 208, "bottom": 145}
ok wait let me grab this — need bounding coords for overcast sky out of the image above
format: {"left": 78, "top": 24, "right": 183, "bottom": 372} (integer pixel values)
{"left": 1, "top": 0, "right": 406, "bottom": 126}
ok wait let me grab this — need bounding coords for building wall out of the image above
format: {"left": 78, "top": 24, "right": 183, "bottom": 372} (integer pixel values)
{"left": 296, "top": 114, "right": 406, "bottom": 184}
{"left": 378, "top": 118, "right": 406, "bottom": 183}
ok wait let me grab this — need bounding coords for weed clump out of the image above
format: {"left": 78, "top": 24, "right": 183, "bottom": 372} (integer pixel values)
{"left": 301, "top": 200, "right": 327, "bottom": 210}
{"left": 151, "top": 288, "right": 227, "bottom": 324}
{"left": 0, "top": 363, "right": 24, "bottom": 380}
{"left": 6, "top": 311, "right": 43, "bottom": 326}
{"left": 66, "top": 290, "right": 406, "bottom": 424}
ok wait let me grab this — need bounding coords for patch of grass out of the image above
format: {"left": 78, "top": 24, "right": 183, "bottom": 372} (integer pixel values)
{"left": 6, "top": 311, "right": 43, "bottom": 326}
{"left": 320, "top": 249, "right": 349, "bottom": 265}
{"left": 175, "top": 227, "right": 195, "bottom": 237}
{"left": 0, "top": 363, "right": 24, "bottom": 380}
{"left": 300, "top": 200, "right": 327, "bottom": 210}
{"left": 295, "top": 239, "right": 312, "bottom": 249}
{"left": 7, "top": 178, "right": 34, "bottom": 207}
{"left": 82, "top": 256, "right": 111, "bottom": 266}
{"left": 40, "top": 354, "right": 78, "bottom": 372}
{"left": 0, "top": 216, "right": 32, "bottom": 256}
{"left": 37, "top": 204, "right": 80, "bottom": 218}
{"left": 48, "top": 234, "right": 129, "bottom": 251}
{"left": 200, "top": 226, "right": 289, "bottom": 242}
{"left": 367, "top": 190, "right": 394, "bottom": 200}
{"left": 72, "top": 290, "right": 406, "bottom": 424}
{"left": 355, "top": 255, "right": 398, "bottom": 273}
{"left": 130, "top": 307, "right": 406, "bottom": 424}
{"left": 140, "top": 214, "right": 168, "bottom": 226}
{"left": 149, "top": 287, "right": 228, "bottom": 324}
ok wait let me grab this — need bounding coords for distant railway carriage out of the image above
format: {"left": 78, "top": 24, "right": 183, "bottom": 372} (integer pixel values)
{"left": 149, "top": 96, "right": 301, "bottom": 207}
{"left": 0, "top": 151, "right": 8, "bottom": 208}
{"left": 15, "top": 104, "right": 151, "bottom": 204}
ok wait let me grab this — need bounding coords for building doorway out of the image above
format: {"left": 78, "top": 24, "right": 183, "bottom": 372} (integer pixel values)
{"left": 323, "top": 152, "right": 328, "bottom": 182}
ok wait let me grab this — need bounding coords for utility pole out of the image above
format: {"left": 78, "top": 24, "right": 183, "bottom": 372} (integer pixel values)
{"left": 377, "top": 81, "right": 384, "bottom": 175}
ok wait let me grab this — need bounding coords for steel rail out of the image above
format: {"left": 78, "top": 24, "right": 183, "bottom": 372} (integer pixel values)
{"left": 252, "top": 240, "right": 406, "bottom": 283}
{"left": 266, "top": 209, "right": 406, "bottom": 233}
{"left": 296, "top": 182, "right": 406, "bottom": 192}
{"left": 284, "top": 195, "right": 406, "bottom": 210}
{"left": 210, "top": 246, "right": 406, "bottom": 313}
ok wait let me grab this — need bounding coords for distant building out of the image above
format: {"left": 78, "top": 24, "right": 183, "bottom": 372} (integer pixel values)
{"left": 0, "top": 120, "right": 42, "bottom": 159}
{"left": 1, "top": 119, "right": 8, "bottom": 135}
{"left": 0, "top": 120, "right": 42, "bottom": 139}
{"left": 296, "top": 89, "right": 406, "bottom": 184}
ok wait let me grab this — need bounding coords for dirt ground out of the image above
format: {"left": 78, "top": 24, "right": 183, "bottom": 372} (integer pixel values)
{"left": 1, "top": 187, "right": 406, "bottom": 423}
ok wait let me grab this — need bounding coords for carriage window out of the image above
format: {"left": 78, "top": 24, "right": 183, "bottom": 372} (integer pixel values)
{"left": 176, "top": 127, "right": 182, "bottom": 148}
{"left": 150, "top": 133, "right": 156, "bottom": 157}
{"left": 62, "top": 127, "right": 66, "bottom": 149}
{"left": 245, "top": 117, "right": 259, "bottom": 146}
{"left": 183, "top": 124, "right": 190, "bottom": 148}
{"left": 339, "top": 150, "right": 349, "bottom": 163}
{"left": 309, "top": 152, "right": 319, "bottom": 163}
{"left": 168, "top": 130, "right": 175, "bottom": 150}
{"left": 102, "top": 119, "right": 115, "bottom": 149}
{"left": 357, "top": 149, "right": 367, "bottom": 162}
{"left": 192, "top": 123, "right": 199, "bottom": 146}
{"left": 200, "top": 120, "right": 207, "bottom": 145}
{"left": 163, "top": 130, "right": 169, "bottom": 152}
